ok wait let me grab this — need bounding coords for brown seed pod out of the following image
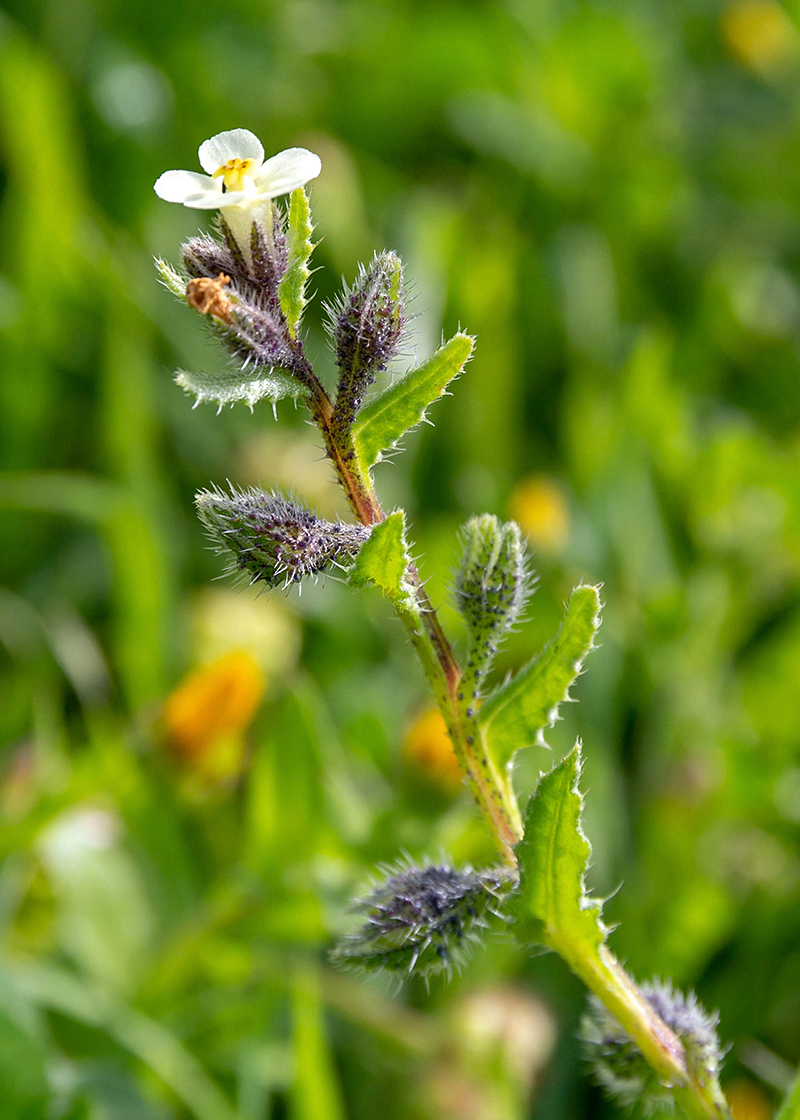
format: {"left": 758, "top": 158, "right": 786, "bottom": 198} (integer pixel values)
{"left": 186, "top": 273, "right": 232, "bottom": 321}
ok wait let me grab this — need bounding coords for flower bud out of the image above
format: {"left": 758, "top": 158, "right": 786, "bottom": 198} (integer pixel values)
{"left": 454, "top": 515, "right": 531, "bottom": 698}
{"left": 249, "top": 215, "right": 288, "bottom": 307}
{"left": 179, "top": 229, "right": 293, "bottom": 374}
{"left": 330, "top": 251, "right": 405, "bottom": 437}
{"left": 331, "top": 861, "right": 515, "bottom": 979}
{"left": 183, "top": 208, "right": 288, "bottom": 315}
{"left": 182, "top": 233, "right": 240, "bottom": 287}
{"left": 196, "top": 485, "right": 369, "bottom": 588}
{"left": 582, "top": 981, "right": 726, "bottom": 1112}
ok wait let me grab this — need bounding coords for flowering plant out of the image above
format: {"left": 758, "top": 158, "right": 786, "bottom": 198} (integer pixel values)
{"left": 154, "top": 128, "right": 320, "bottom": 210}
{"left": 154, "top": 130, "right": 740, "bottom": 1119}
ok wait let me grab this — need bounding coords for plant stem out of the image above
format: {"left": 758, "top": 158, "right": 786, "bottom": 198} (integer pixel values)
{"left": 299, "top": 348, "right": 520, "bottom": 859}
{"left": 295, "top": 322, "right": 731, "bottom": 1115}
{"left": 563, "top": 941, "right": 732, "bottom": 1120}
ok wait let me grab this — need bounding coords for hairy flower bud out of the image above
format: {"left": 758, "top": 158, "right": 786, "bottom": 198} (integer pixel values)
{"left": 249, "top": 216, "right": 288, "bottom": 308}
{"left": 582, "top": 981, "right": 726, "bottom": 1113}
{"left": 329, "top": 251, "right": 405, "bottom": 437}
{"left": 183, "top": 207, "right": 288, "bottom": 312}
{"left": 331, "top": 861, "right": 515, "bottom": 979}
{"left": 196, "top": 485, "right": 370, "bottom": 588}
{"left": 182, "top": 219, "right": 295, "bottom": 373}
{"left": 454, "top": 515, "right": 531, "bottom": 699}
{"left": 182, "top": 233, "right": 241, "bottom": 287}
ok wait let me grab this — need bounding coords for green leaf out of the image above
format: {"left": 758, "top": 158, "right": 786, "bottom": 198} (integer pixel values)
{"left": 348, "top": 511, "right": 415, "bottom": 611}
{"left": 512, "top": 749, "right": 732, "bottom": 1120}
{"left": 776, "top": 1066, "right": 800, "bottom": 1120}
{"left": 352, "top": 333, "right": 474, "bottom": 472}
{"left": 0, "top": 1007, "right": 48, "bottom": 1119}
{"left": 175, "top": 367, "right": 306, "bottom": 410}
{"left": 9, "top": 962, "right": 238, "bottom": 1120}
{"left": 155, "top": 257, "right": 186, "bottom": 299}
{"left": 291, "top": 963, "right": 346, "bottom": 1120}
{"left": 478, "top": 584, "right": 601, "bottom": 768}
{"left": 279, "top": 188, "right": 314, "bottom": 338}
{"left": 511, "top": 743, "right": 607, "bottom": 956}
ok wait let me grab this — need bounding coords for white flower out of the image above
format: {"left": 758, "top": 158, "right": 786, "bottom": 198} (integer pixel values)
{"left": 154, "top": 128, "right": 321, "bottom": 210}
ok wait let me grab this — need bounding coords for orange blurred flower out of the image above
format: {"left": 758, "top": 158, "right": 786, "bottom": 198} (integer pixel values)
{"left": 161, "top": 650, "right": 265, "bottom": 780}
{"left": 507, "top": 474, "right": 570, "bottom": 554}
{"left": 722, "top": 0, "right": 800, "bottom": 77}
{"left": 403, "top": 707, "right": 463, "bottom": 794}
{"left": 726, "top": 1078, "right": 773, "bottom": 1120}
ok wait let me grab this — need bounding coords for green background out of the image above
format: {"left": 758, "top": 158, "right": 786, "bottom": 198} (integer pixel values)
{"left": 1, "top": 0, "right": 800, "bottom": 1116}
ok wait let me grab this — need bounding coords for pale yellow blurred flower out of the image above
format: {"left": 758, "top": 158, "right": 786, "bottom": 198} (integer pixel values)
{"left": 507, "top": 474, "right": 570, "bottom": 554}
{"left": 190, "top": 586, "right": 301, "bottom": 678}
{"left": 161, "top": 650, "right": 265, "bottom": 780}
{"left": 422, "top": 986, "right": 557, "bottom": 1120}
{"left": 403, "top": 707, "right": 463, "bottom": 794}
{"left": 454, "top": 986, "right": 557, "bottom": 1090}
{"left": 237, "top": 429, "right": 350, "bottom": 520}
{"left": 722, "top": 0, "right": 800, "bottom": 77}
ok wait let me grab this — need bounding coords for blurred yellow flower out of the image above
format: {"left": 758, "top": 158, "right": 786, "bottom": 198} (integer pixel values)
{"left": 161, "top": 650, "right": 265, "bottom": 781}
{"left": 726, "top": 1078, "right": 773, "bottom": 1120}
{"left": 722, "top": 0, "right": 800, "bottom": 77}
{"left": 403, "top": 707, "right": 463, "bottom": 793}
{"left": 507, "top": 474, "right": 570, "bottom": 554}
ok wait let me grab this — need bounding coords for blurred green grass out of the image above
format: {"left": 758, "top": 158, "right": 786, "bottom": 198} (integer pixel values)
{"left": 2, "top": 1, "right": 800, "bottom": 1116}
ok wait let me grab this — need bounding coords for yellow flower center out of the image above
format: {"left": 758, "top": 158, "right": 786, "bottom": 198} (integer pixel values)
{"left": 213, "top": 157, "right": 256, "bottom": 192}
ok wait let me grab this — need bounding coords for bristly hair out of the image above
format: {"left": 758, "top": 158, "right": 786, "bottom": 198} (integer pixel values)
{"left": 331, "top": 860, "right": 517, "bottom": 981}
{"left": 196, "top": 484, "right": 370, "bottom": 589}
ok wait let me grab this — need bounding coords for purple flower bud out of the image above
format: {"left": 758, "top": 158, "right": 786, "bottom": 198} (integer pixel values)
{"left": 332, "top": 861, "right": 515, "bottom": 979}
{"left": 329, "top": 251, "right": 406, "bottom": 438}
{"left": 196, "top": 485, "right": 370, "bottom": 588}
{"left": 180, "top": 218, "right": 300, "bottom": 379}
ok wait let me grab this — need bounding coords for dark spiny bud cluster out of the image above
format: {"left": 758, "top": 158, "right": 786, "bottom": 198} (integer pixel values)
{"left": 329, "top": 251, "right": 405, "bottom": 436}
{"left": 196, "top": 485, "right": 370, "bottom": 589}
{"left": 181, "top": 214, "right": 297, "bottom": 377}
{"left": 582, "top": 981, "right": 726, "bottom": 1113}
{"left": 454, "top": 515, "right": 532, "bottom": 698}
{"left": 331, "top": 861, "right": 516, "bottom": 979}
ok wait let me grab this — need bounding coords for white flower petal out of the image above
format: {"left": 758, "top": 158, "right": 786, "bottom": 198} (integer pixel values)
{"left": 154, "top": 169, "right": 221, "bottom": 205}
{"left": 254, "top": 147, "right": 322, "bottom": 197}
{"left": 198, "top": 129, "right": 264, "bottom": 175}
{"left": 214, "top": 190, "right": 259, "bottom": 209}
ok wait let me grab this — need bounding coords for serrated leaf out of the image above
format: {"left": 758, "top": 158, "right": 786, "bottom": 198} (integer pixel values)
{"left": 348, "top": 511, "right": 415, "bottom": 611}
{"left": 352, "top": 333, "right": 474, "bottom": 472}
{"left": 279, "top": 188, "right": 314, "bottom": 339}
{"left": 478, "top": 584, "right": 601, "bottom": 768}
{"left": 510, "top": 749, "right": 712, "bottom": 1112}
{"left": 511, "top": 743, "right": 607, "bottom": 956}
{"left": 155, "top": 257, "right": 186, "bottom": 299}
{"left": 175, "top": 367, "right": 306, "bottom": 409}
